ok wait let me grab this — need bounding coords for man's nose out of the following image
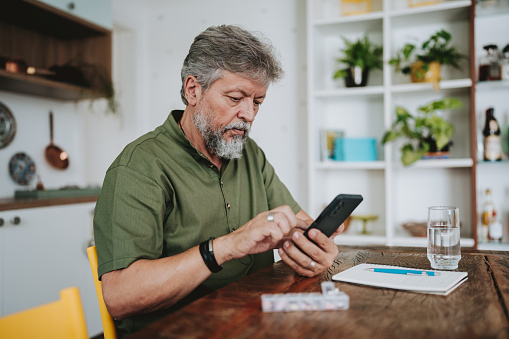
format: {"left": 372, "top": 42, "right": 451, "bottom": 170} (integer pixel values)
{"left": 238, "top": 100, "right": 256, "bottom": 122}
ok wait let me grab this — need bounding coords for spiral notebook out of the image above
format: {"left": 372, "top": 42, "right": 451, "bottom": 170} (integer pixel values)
{"left": 332, "top": 264, "right": 468, "bottom": 296}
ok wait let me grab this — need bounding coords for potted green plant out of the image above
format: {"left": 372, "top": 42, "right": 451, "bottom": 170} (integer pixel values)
{"left": 381, "top": 97, "right": 463, "bottom": 166}
{"left": 48, "top": 58, "right": 119, "bottom": 114}
{"left": 333, "top": 35, "right": 383, "bottom": 87}
{"left": 389, "top": 29, "right": 466, "bottom": 88}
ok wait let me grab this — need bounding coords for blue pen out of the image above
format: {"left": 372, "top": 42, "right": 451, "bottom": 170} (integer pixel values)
{"left": 368, "top": 268, "right": 440, "bottom": 276}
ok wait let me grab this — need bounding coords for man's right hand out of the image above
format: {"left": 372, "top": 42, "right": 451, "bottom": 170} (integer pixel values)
{"left": 213, "top": 205, "right": 307, "bottom": 265}
{"left": 101, "top": 205, "right": 306, "bottom": 320}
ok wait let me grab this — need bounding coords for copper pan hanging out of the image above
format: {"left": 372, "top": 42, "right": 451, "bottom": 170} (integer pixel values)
{"left": 45, "top": 111, "right": 69, "bottom": 169}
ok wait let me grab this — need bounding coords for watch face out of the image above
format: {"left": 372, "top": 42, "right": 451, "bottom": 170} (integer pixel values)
{"left": 9, "top": 152, "right": 36, "bottom": 185}
{"left": 0, "top": 101, "right": 17, "bottom": 149}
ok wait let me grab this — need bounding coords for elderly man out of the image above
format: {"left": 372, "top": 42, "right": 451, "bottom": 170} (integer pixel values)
{"left": 93, "top": 24, "right": 341, "bottom": 337}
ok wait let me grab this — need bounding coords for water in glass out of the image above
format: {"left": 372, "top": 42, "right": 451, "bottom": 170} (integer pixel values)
{"left": 427, "top": 224, "right": 461, "bottom": 270}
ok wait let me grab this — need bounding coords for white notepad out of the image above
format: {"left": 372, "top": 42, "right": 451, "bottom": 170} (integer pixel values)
{"left": 332, "top": 264, "right": 468, "bottom": 296}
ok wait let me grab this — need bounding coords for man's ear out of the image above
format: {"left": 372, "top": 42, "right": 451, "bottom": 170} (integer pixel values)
{"left": 184, "top": 75, "right": 201, "bottom": 106}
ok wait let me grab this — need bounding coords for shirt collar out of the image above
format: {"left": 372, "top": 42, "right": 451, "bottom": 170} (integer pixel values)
{"left": 163, "top": 110, "right": 231, "bottom": 172}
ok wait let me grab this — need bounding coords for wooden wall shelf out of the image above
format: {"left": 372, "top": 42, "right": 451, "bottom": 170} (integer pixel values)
{"left": 0, "top": 195, "right": 99, "bottom": 212}
{"left": 0, "top": 69, "right": 103, "bottom": 100}
{"left": 0, "top": 0, "right": 112, "bottom": 101}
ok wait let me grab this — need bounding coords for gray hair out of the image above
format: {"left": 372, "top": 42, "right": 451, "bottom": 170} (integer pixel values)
{"left": 180, "top": 25, "right": 284, "bottom": 105}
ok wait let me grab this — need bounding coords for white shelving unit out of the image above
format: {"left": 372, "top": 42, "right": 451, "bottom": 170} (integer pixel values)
{"left": 306, "top": 0, "right": 476, "bottom": 248}
{"left": 474, "top": 0, "right": 509, "bottom": 251}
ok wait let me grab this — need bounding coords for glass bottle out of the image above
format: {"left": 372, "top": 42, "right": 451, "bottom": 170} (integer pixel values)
{"left": 481, "top": 188, "right": 495, "bottom": 242}
{"left": 479, "top": 44, "right": 501, "bottom": 81}
{"left": 502, "top": 44, "right": 509, "bottom": 81}
{"left": 489, "top": 215, "right": 503, "bottom": 242}
{"left": 483, "top": 107, "right": 502, "bottom": 161}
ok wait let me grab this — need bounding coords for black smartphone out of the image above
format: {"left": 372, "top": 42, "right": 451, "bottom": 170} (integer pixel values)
{"left": 303, "top": 194, "right": 363, "bottom": 239}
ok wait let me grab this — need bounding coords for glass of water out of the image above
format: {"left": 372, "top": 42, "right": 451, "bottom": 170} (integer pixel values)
{"left": 427, "top": 206, "right": 461, "bottom": 270}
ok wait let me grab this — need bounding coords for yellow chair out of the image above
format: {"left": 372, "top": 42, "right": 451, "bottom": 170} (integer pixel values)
{"left": 0, "top": 287, "right": 88, "bottom": 339}
{"left": 87, "top": 245, "right": 117, "bottom": 339}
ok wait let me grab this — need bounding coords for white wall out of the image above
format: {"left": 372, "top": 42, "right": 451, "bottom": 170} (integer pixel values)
{"left": 112, "top": 0, "right": 309, "bottom": 207}
{"left": 1, "top": 0, "right": 307, "bottom": 209}
{"left": 0, "top": 92, "right": 121, "bottom": 197}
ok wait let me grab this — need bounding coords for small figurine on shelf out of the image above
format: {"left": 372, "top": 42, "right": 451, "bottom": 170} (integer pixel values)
{"left": 483, "top": 107, "right": 502, "bottom": 161}
{"left": 351, "top": 214, "right": 378, "bottom": 235}
{"left": 481, "top": 189, "right": 504, "bottom": 243}
{"left": 340, "top": 0, "right": 371, "bottom": 16}
{"left": 479, "top": 45, "right": 502, "bottom": 81}
{"left": 502, "top": 44, "right": 509, "bottom": 80}
{"left": 407, "top": 0, "right": 441, "bottom": 8}
{"left": 36, "top": 175, "right": 45, "bottom": 191}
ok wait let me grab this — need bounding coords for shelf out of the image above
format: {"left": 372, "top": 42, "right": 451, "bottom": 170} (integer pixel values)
{"left": 0, "top": 0, "right": 112, "bottom": 101}
{"left": 334, "top": 234, "right": 386, "bottom": 246}
{"left": 391, "top": 78, "right": 472, "bottom": 94}
{"left": 314, "top": 86, "right": 384, "bottom": 98}
{"left": 335, "top": 234, "right": 476, "bottom": 248}
{"left": 476, "top": 4, "right": 509, "bottom": 18}
{"left": 390, "top": 1, "right": 471, "bottom": 27}
{"left": 0, "top": 195, "right": 99, "bottom": 212}
{"left": 0, "top": 69, "right": 105, "bottom": 101}
{"left": 313, "top": 11, "right": 383, "bottom": 27}
{"left": 477, "top": 242, "right": 509, "bottom": 251}
{"left": 476, "top": 80, "right": 509, "bottom": 91}
{"left": 306, "top": 0, "right": 479, "bottom": 248}
{"left": 316, "top": 161, "right": 385, "bottom": 170}
{"left": 392, "top": 236, "right": 475, "bottom": 248}
{"left": 392, "top": 158, "right": 473, "bottom": 169}
{"left": 317, "top": 159, "right": 474, "bottom": 171}
{"left": 477, "top": 159, "right": 509, "bottom": 166}
{"left": 0, "top": 0, "right": 110, "bottom": 39}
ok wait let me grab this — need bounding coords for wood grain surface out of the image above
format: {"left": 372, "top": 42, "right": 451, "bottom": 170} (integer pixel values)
{"left": 128, "top": 247, "right": 509, "bottom": 339}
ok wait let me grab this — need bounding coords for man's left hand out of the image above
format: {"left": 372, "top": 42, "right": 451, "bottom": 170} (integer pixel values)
{"left": 277, "top": 227, "right": 340, "bottom": 277}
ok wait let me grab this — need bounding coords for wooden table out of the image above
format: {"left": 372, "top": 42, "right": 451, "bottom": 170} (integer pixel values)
{"left": 128, "top": 246, "right": 509, "bottom": 339}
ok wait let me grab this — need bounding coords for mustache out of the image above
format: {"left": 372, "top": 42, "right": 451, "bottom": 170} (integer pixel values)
{"left": 222, "top": 121, "right": 251, "bottom": 134}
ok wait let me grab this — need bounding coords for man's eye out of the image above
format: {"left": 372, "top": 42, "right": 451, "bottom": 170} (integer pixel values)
{"left": 254, "top": 101, "right": 262, "bottom": 106}
{"left": 229, "top": 96, "right": 241, "bottom": 102}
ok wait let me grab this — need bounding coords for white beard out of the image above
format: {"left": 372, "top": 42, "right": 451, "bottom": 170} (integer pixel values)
{"left": 193, "top": 104, "right": 251, "bottom": 160}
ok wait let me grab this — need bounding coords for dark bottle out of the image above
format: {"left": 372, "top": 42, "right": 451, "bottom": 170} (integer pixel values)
{"left": 479, "top": 45, "right": 501, "bottom": 81}
{"left": 483, "top": 107, "right": 502, "bottom": 161}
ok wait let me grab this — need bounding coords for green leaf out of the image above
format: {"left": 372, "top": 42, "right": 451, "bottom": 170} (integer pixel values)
{"left": 333, "top": 69, "right": 347, "bottom": 79}
{"left": 401, "top": 144, "right": 427, "bottom": 166}
{"left": 418, "top": 97, "right": 462, "bottom": 114}
{"left": 390, "top": 29, "right": 466, "bottom": 78}
{"left": 381, "top": 131, "right": 400, "bottom": 144}
{"left": 333, "top": 34, "right": 384, "bottom": 79}
{"left": 395, "top": 107, "right": 412, "bottom": 121}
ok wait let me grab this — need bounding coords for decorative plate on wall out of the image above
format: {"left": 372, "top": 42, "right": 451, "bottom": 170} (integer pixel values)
{"left": 0, "top": 101, "right": 17, "bottom": 149}
{"left": 9, "top": 152, "right": 36, "bottom": 185}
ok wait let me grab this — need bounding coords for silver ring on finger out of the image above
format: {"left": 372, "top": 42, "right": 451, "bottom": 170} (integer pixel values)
{"left": 267, "top": 211, "right": 275, "bottom": 222}
{"left": 306, "top": 260, "right": 316, "bottom": 270}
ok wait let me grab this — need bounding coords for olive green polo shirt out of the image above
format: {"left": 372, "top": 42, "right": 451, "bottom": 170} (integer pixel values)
{"left": 93, "top": 110, "right": 300, "bottom": 335}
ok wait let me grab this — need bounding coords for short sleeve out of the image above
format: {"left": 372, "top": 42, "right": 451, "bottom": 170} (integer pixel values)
{"left": 93, "top": 165, "right": 169, "bottom": 279}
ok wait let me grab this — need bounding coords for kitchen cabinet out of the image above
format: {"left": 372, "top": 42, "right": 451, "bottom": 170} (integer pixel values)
{"left": 0, "top": 0, "right": 112, "bottom": 101}
{"left": 37, "top": 0, "right": 112, "bottom": 29}
{"left": 474, "top": 1, "right": 509, "bottom": 250}
{"left": 0, "top": 203, "right": 102, "bottom": 337}
{"left": 306, "top": 0, "right": 476, "bottom": 247}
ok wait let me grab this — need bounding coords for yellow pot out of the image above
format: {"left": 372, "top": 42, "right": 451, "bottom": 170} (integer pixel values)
{"left": 410, "top": 61, "right": 441, "bottom": 89}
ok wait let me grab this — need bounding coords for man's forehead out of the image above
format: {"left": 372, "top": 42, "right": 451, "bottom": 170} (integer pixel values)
{"left": 214, "top": 71, "right": 267, "bottom": 97}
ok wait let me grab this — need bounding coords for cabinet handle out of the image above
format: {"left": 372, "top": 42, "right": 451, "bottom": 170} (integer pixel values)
{"left": 0, "top": 218, "right": 4, "bottom": 227}
{"left": 67, "top": 2, "right": 75, "bottom": 10}
{"left": 10, "top": 216, "right": 21, "bottom": 225}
